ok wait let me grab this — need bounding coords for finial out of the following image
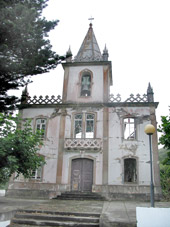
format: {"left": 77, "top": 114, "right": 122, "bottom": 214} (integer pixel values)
{"left": 103, "top": 44, "right": 108, "bottom": 53}
{"left": 66, "top": 46, "right": 72, "bottom": 62}
{"left": 102, "top": 44, "right": 109, "bottom": 61}
{"left": 147, "top": 82, "right": 154, "bottom": 102}
{"left": 21, "top": 85, "right": 29, "bottom": 104}
{"left": 22, "top": 85, "right": 28, "bottom": 95}
{"left": 67, "top": 46, "right": 72, "bottom": 55}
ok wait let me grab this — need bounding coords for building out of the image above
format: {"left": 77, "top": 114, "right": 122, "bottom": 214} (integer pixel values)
{"left": 7, "top": 23, "right": 162, "bottom": 200}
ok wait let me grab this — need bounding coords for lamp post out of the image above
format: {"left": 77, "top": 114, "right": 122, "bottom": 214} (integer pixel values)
{"left": 144, "top": 124, "right": 156, "bottom": 207}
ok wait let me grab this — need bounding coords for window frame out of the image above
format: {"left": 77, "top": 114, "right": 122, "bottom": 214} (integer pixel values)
{"left": 73, "top": 112, "right": 96, "bottom": 139}
{"left": 31, "top": 166, "right": 43, "bottom": 181}
{"left": 14, "top": 163, "right": 44, "bottom": 182}
{"left": 85, "top": 113, "right": 95, "bottom": 138}
{"left": 123, "top": 117, "right": 137, "bottom": 140}
{"left": 35, "top": 117, "right": 48, "bottom": 139}
{"left": 74, "top": 114, "right": 83, "bottom": 138}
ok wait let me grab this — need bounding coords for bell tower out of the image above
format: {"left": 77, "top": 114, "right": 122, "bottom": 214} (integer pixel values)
{"left": 62, "top": 23, "right": 112, "bottom": 103}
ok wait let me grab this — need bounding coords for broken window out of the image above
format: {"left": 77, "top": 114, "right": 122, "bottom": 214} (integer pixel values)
{"left": 36, "top": 118, "right": 47, "bottom": 138}
{"left": 124, "top": 158, "right": 137, "bottom": 183}
{"left": 15, "top": 167, "right": 42, "bottom": 181}
{"left": 74, "top": 113, "right": 95, "bottom": 138}
{"left": 123, "top": 118, "right": 136, "bottom": 140}
{"left": 80, "top": 72, "right": 91, "bottom": 97}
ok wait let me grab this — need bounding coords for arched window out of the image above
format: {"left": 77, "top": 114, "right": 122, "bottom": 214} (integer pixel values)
{"left": 124, "top": 158, "right": 137, "bottom": 183}
{"left": 80, "top": 72, "right": 91, "bottom": 97}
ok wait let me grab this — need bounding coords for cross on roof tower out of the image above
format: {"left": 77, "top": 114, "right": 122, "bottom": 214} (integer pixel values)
{"left": 88, "top": 17, "right": 94, "bottom": 25}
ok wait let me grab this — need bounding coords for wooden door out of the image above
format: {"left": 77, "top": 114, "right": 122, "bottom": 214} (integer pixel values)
{"left": 71, "top": 158, "right": 93, "bottom": 192}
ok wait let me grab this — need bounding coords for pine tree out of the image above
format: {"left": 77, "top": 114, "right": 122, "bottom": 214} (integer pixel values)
{"left": 0, "top": 0, "right": 68, "bottom": 112}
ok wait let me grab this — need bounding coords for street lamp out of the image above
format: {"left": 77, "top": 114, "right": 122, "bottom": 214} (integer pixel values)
{"left": 144, "top": 124, "right": 156, "bottom": 207}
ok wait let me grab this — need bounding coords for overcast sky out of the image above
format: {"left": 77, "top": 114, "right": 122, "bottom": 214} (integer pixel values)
{"left": 26, "top": 0, "right": 170, "bottom": 126}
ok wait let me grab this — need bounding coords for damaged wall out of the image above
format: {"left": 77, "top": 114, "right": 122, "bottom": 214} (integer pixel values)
{"left": 108, "top": 106, "right": 154, "bottom": 186}
{"left": 20, "top": 107, "right": 61, "bottom": 184}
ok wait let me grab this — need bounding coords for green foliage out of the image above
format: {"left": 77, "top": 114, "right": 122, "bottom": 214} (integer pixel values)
{"left": 158, "top": 148, "right": 169, "bottom": 163}
{"left": 158, "top": 116, "right": 170, "bottom": 199}
{"left": 0, "top": 0, "right": 71, "bottom": 112}
{"left": 0, "top": 113, "right": 45, "bottom": 184}
{"left": 160, "top": 164, "right": 170, "bottom": 200}
{"left": 158, "top": 116, "right": 170, "bottom": 149}
{"left": 158, "top": 116, "right": 170, "bottom": 165}
{"left": 0, "top": 181, "right": 8, "bottom": 190}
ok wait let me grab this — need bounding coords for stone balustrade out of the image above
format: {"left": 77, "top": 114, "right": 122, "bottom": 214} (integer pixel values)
{"left": 64, "top": 138, "right": 103, "bottom": 150}
{"left": 21, "top": 92, "right": 153, "bottom": 105}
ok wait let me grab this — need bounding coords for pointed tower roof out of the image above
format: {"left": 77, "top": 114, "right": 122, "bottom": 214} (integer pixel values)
{"left": 74, "top": 23, "right": 102, "bottom": 62}
{"left": 147, "top": 82, "right": 154, "bottom": 102}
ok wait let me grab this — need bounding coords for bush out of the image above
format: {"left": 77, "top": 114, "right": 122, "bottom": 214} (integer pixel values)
{"left": 160, "top": 164, "right": 170, "bottom": 200}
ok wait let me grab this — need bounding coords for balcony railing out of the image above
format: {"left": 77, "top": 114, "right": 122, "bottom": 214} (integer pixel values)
{"left": 64, "top": 138, "right": 103, "bottom": 150}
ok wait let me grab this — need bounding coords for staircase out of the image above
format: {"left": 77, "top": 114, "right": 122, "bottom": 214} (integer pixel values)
{"left": 10, "top": 209, "right": 101, "bottom": 226}
{"left": 55, "top": 191, "right": 105, "bottom": 200}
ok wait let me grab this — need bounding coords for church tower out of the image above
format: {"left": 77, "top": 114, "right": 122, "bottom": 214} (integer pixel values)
{"left": 62, "top": 23, "right": 112, "bottom": 104}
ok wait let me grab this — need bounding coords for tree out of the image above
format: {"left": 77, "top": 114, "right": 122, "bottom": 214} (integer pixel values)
{"left": 0, "top": 0, "right": 70, "bottom": 112}
{"left": 158, "top": 116, "right": 170, "bottom": 199}
{"left": 159, "top": 162, "right": 170, "bottom": 200}
{"left": 158, "top": 116, "right": 170, "bottom": 165}
{"left": 0, "top": 113, "right": 45, "bottom": 184}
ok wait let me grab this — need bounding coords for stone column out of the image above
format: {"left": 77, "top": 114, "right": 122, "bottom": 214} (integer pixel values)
{"left": 103, "top": 107, "right": 109, "bottom": 184}
{"left": 102, "top": 65, "right": 109, "bottom": 184}
{"left": 62, "top": 67, "right": 69, "bottom": 102}
{"left": 103, "top": 66, "right": 109, "bottom": 102}
{"left": 56, "top": 109, "right": 66, "bottom": 184}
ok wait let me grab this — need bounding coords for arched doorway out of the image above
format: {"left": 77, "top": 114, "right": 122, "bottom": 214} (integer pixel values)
{"left": 71, "top": 158, "right": 93, "bottom": 192}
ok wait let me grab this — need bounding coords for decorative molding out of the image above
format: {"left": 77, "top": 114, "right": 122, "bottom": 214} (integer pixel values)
{"left": 64, "top": 138, "right": 103, "bottom": 150}
{"left": 124, "top": 94, "right": 148, "bottom": 103}
{"left": 21, "top": 93, "right": 153, "bottom": 105}
{"left": 26, "top": 95, "right": 62, "bottom": 105}
{"left": 109, "top": 94, "right": 148, "bottom": 103}
{"left": 109, "top": 94, "right": 121, "bottom": 102}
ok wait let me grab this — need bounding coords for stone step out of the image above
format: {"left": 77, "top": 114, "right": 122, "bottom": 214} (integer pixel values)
{"left": 58, "top": 194, "right": 102, "bottom": 197}
{"left": 63, "top": 191, "right": 99, "bottom": 194}
{"left": 11, "top": 225, "right": 46, "bottom": 227}
{"left": 14, "top": 213, "right": 99, "bottom": 223}
{"left": 10, "top": 209, "right": 100, "bottom": 227}
{"left": 55, "top": 192, "right": 105, "bottom": 200}
{"left": 17, "top": 209, "right": 101, "bottom": 217}
{"left": 57, "top": 196, "right": 103, "bottom": 200}
{"left": 11, "top": 218, "right": 99, "bottom": 226}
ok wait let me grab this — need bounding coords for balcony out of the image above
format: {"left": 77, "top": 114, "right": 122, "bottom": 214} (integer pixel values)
{"left": 64, "top": 138, "right": 103, "bottom": 151}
